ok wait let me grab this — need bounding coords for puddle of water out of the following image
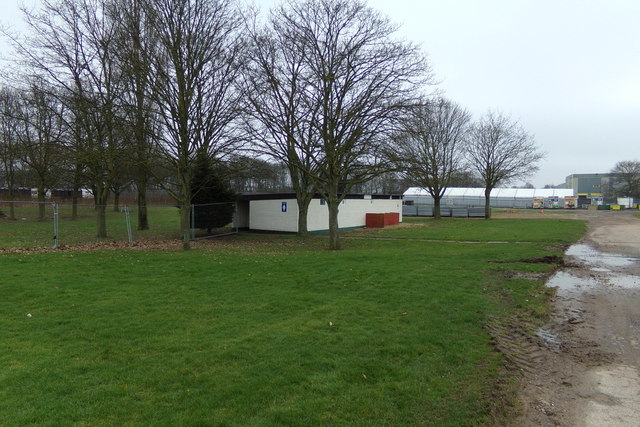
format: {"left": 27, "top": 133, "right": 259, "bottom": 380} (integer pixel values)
{"left": 547, "top": 271, "right": 600, "bottom": 291}
{"left": 566, "top": 244, "right": 639, "bottom": 268}
{"left": 546, "top": 244, "right": 640, "bottom": 292}
{"left": 536, "top": 328, "right": 561, "bottom": 350}
{"left": 607, "top": 273, "right": 640, "bottom": 289}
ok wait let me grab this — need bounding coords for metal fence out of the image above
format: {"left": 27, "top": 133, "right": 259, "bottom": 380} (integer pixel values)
{"left": 0, "top": 201, "right": 189, "bottom": 249}
{"left": 0, "top": 201, "right": 59, "bottom": 248}
{"left": 402, "top": 205, "right": 487, "bottom": 218}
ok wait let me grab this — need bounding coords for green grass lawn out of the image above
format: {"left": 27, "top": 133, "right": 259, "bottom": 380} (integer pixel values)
{"left": 361, "top": 217, "right": 585, "bottom": 243}
{"left": 0, "top": 218, "right": 586, "bottom": 425}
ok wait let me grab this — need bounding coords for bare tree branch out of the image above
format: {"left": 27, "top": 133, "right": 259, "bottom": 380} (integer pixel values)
{"left": 465, "top": 111, "right": 544, "bottom": 218}
{"left": 391, "top": 97, "right": 470, "bottom": 218}
{"left": 275, "top": 0, "right": 432, "bottom": 249}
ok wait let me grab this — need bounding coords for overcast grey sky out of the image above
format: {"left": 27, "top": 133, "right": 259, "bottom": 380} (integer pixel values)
{"left": 3, "top": 0, "right": 639, "bottom": 187}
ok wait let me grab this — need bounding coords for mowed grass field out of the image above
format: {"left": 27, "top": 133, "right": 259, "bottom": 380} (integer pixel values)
{"left": 0, "top": 216, "right": 586, "bottom": 425}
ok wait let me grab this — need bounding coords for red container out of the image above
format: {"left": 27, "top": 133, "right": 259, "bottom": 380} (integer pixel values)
{"left": 366, "top": 212, "right": 399, "bottom": 228}
{"left": 366, "top": 213, "right": 385, "bottom": 228}
{"left": 384, "top": 212, "right": 400, "bottom": 226}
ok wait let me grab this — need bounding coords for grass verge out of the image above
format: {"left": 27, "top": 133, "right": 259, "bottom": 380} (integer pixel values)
{"left": 357, "top": 216, "right": 585, "bottom": 243}
{"left": 0, "top": 218, "right": 586, "bottom": 425}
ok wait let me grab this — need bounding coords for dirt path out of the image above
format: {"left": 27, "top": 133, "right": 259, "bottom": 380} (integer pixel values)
{"left": 515, "top": 210, "right": 640, "bottom": 426}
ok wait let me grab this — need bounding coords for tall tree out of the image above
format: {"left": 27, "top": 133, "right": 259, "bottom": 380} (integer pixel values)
{"left": 15, "top": 0, "right": 126, "bottom": 236}
{"left": 146, "top": 0, "right": 245, "bottom": 250}
{"left": 465, "top": 111, "right": 544, "bottom": 218}
{"left": 111, "top": 0, "right": 156, "bottom": 229}
{"left": 277, "top": 0, "right": 430, "bottom": 249}
{"left": 0, "top": 87, "right": 23, "bottom": 219}
{"left": 14, "top": 83, "right": 67, "bottom": 220}
{"left": 392, "top": 98, "right": 470, "bottom": 219}
{"left": 448, "top": 170, "right": 483, "bottom": 188}
{"left": 242, "top": 7, "right": 321, "bottom": 236}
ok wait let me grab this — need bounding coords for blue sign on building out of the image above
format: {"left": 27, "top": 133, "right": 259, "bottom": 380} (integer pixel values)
{"left": 281, "top": 201, "right": 287, "bottom": 212}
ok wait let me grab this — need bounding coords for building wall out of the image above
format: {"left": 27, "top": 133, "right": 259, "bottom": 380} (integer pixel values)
{"left": 250, "top": 199, "right": 299, "bottom": 233}
{"left": 306, "top": 198, "right": 402, "bottom": 232}
{"left": 234, "top": 201, "right": 250, "bottom": 229}
{"left": 249, "top": 197, "right": 403, "bottom": 233}
{"left": 564, "top": 174, "right": 612, "bottom": 197}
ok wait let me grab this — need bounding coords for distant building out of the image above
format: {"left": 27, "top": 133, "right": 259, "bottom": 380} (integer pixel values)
{"left": 562, "top": 174, "right": 614, "bottom": 206}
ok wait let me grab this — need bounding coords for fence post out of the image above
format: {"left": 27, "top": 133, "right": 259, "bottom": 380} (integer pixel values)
{"left": 124, "top": 205, "right": 133, "bottom": 243}
{"left": 52, "top": 202, "right": 59, "bottom": 249}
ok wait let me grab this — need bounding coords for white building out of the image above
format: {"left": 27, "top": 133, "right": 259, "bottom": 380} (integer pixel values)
{"left": 235, "top": 193, "right": 403, "bottom": 233}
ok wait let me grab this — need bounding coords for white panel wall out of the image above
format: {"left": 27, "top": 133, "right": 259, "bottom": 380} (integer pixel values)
{"left": 249, "top": 197, "right": 403, "bottom": 233}
{"left": 307, "top": 198, "right": 402, "bottom": 232}
{"left": 250, "top": 199, "right": 299, "bottom": 233}
{"left": 233, "top": 201, "right": 250, "bottom": 228}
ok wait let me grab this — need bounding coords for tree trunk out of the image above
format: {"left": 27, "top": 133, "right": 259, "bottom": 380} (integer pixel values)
{"left": 433, "top": 196, "right": 441, "bottom": 219}
{"left": 37, "top": 186, "right": 46, "bottom": 221}
{"left": 296, "top": 193, "right": 313, "bottom": 237}
{"left": 297, "top": 202, "right": 309, "bottom": 236}
{"left": 327, "top": 198, "right": 341, "bottom": 250}
{"left": 113, "top": 190, "right": 120, "bottom": 212}
{"left": 484, "top": 188, "right": 492, "bottom": 219}
{"left": 71, "top": 164, "right": 82, "bottom": 220}
{"left": 8, "top": 188, "right": 16, "bottom": 220}
{"left": 95, "top": 186, "right": 109, "bottom": 237}
{"left": 9, "top": 201, "right": 16, "bottom": 220}
{"left": 137, "top": 182, "right": 149, "bottom": 230}
{"left": 180, "top": 202, "right": 191, "bottom": 250}
{"left": 96, "top": 203, "right": 107, "bottom": 237}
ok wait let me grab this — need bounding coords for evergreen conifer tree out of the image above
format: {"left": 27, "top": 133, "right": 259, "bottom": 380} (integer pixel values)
{"left": 190, "top": 155, "right": 236, "bottom": 233}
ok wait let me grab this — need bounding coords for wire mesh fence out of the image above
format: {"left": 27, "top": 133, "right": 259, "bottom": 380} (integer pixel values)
{"left": 0, "top": 200, "right": 243, "bottom": 249}
{"left": 0, "top": 201, "right": 59, "bottom": 248}
{"left": 0, "top": 201, "right": 200, "bottom": 249}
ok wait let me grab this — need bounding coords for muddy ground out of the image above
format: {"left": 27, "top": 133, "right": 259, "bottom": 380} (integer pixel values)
{"left": 509, "top": 209, "right": 640, "bottom": 426}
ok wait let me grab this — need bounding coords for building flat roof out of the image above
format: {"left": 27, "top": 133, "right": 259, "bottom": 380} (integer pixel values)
{"left": 238, "top": 193, "right": 402, "bottom": 201}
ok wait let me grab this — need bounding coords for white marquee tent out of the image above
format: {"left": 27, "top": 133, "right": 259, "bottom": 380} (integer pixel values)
{"left": 403, "top": 187, "right": 575, "bottom": 211}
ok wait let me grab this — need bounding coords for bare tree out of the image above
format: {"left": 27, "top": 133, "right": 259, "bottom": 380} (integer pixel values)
{"left": 111, "top": 0, "right": 157, "bottom": 229}
{"left": 608, "top": 160, "right": 640, "bottom": 200}
{"left": 448, "top": 170, "right": 483, "bottom": 188}
{"left": 0, "top": 87, "right": 24, "bottom": 219}
{"left": 13, "top": 82, "right": 67, "bottom": 220}
{"left": 465, "top": 111, "right": 544, "bottom": 218}
{"left": 224, "top": 155, "right": 291, "bottom": 193}
{"left": 278, "top": 0, "right": 430, "bottom": 249}
{"left": 12, "top": 0, "right": 127, "bottom": 236}
{"left": 242, "top": 7, "right": 321, "bottom": 236}
{"left": 145, "top": 0, "right": 245, "bottom": 250}
{"left": 69, "top": 0, "right": 127, "bottom": 236}
{"left": 392, "top": 98, "right": 470, "bottom": 218}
